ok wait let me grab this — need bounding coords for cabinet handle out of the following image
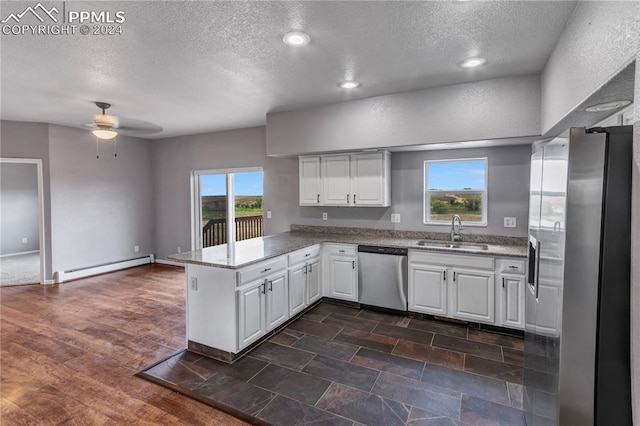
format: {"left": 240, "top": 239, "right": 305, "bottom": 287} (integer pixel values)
{"left": 339, "top": 249, "right": 346, "bottom": 253}
{"left": 309, "top": 264, "right": 313, "bottom": 273}
{"left": 502, "top": 277, "right": 505, "bottom": 288}
{"left": 269, "top": 281, "right": 273, "bottom": 291}
{"left": 303, "top": 265, "right": 307, "bottom": 275}
{"left": 260, "top": 282, "right": 266, "bottom": 294}
{"left": 354, "top": 194, "right": 356, "bottom": 204}
{"left": 317, "top": 194, "right": 320, "bottom": 203}
{"left": 261, "top": 267, "right": 271, "bottom": 273}
{"left": 443, "top": 270, "right": 447, "bottom": 282}
{"left": 305, "top": 253, "right": 310, "bottom": 257}
{"left": 347, "top": 194, "right": 350, "bottom": 203}
{"left": 352, "top": 260, "right": 355, "bottom": 269}
{"left": 453, "top": 272, "right": 456, "bottom": 282}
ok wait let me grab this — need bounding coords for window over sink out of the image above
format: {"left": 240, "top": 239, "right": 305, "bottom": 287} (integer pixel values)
{"left": 423, "top": 158, "right": 488, "bottom": 226}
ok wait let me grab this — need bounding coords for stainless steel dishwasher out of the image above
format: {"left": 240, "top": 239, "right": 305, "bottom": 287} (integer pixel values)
{"left": 357, "top": 245, "right": 408, "bottom": 312}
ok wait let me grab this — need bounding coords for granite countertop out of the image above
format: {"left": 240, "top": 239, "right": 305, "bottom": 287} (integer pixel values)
{"left": 168, "top": 228, "right": 527, "bottom": 269}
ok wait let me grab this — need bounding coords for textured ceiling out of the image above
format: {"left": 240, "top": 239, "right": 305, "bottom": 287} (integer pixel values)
{"left": 0, "top": 1, "right": 577, "bottom": 139}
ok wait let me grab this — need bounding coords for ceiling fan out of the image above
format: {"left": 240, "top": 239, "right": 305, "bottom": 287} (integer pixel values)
{"left": 91, "top": 102, "right": 118, "bottom": 140}
{"left": 85, "top": 101, "right": 163, "bottom": 140}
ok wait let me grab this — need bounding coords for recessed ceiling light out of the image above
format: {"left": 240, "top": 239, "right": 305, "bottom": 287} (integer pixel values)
{"left": 339, "top": 80, "right": 360, "bottom": 89}
{"left": 283, "top": 31, "right": 310, "bottom": 46}
{"left": 585, "top": 100, "right": 631, "bottom": 112}
{"left": 461, "top": 57, "right": 487, "bottom": 68}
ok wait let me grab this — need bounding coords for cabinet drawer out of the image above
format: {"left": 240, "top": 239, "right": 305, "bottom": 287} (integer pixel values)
{"left": 497, "top": 259, "right": 525, "bottom": 275}
{"left": 288, "top": 245, "right": 321, "bottom": 266}
{"left": 325, "top": 244, "right": 356, "bottom": 258}
{"left": 409, "top": 250, "right": 494, "bottom": 270}
{"left": 237, "top": 256, "right": 287, "bottom": 285}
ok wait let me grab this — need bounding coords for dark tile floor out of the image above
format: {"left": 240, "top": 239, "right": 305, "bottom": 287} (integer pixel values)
{"left": 139, "top": 302, "right": 526, "bottom": 425}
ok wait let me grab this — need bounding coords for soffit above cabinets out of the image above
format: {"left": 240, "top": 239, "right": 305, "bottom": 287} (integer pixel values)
{"left": 1, "top": 1, "right": 577, "bottom": 139}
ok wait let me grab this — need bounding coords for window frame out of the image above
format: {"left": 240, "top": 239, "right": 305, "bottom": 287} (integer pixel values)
{"left": 423, "top": 157, "right": 488, "bottom": 227}
{"left": 191, "top": 167, "right": 264, "bottom": 250}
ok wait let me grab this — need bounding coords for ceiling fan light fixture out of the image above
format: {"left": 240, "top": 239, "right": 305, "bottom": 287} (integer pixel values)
{"left": 92, "top": 127, "right": 118, "bottom": 140}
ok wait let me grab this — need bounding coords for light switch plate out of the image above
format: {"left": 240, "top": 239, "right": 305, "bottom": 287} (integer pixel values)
{"left": 504, "top": 217, "right": 517, "bottom": 228}
{"left": 266, "top": 211, "right": 272, "bottom": 219}
{"left": 322, "top": 212, "right": 328, "bottom": 221}
{"left": 134, "top": 245, "right": 140, "bottom": 253}
{"left": 190, "top": 277, "right": 198, "bottom": 291}
{"left": 391, "top": 213, "right": 401, "bottom": 223}
{"left": 22, "top": 238, "right": 28, "bottom": 243}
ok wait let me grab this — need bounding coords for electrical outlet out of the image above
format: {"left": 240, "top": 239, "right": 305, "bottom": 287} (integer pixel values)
{"left": 391, "top": 213, "right": 401, "bottom": 223}
{"left": 177, "top": 246, "right": 182, "bottom": 253}
{"left": 190, "top": 277, "right": 198, "bottom": 291}
{"left": 134, "top": 245, "right": 139, "bottom": 253}
{"left": 266, "top": 210, "right": 272, "bottom": 219}
{"left": 322, "top": 212, "right": 328, "bottom": 221}
{"left": 504, "top": 217, "right": 517, "bottom": 228}
{"left": 22, "top": 238, "right": 28, "bottom": 244}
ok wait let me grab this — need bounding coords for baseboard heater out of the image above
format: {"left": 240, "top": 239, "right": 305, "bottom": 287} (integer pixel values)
{"left": 56, "top": 254, "right": 155, "bottom": 284}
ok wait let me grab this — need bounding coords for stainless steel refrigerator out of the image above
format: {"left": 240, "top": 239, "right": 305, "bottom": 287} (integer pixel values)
{"left": 524, "top": 126, "right": 633, "bottom": 426}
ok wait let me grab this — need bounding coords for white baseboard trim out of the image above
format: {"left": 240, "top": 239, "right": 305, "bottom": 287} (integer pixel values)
{"left": 0, "top": 250, "right": 40, "bottom": 258}
{"left": 43, "top": 279, "right": 55, "bottom": 285}
{"left": 155, "top": 259, "right": 185, "bottom": 268}
{"left": 56, "top": 255, "right": 153, "bottom": 284}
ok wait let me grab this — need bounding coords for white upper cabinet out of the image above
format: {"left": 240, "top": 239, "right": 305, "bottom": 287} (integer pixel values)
{"left": 300, "top": 151, "right": 391, "bottom": 207}
{"left": 351, "top": 152, "right": 391, "bottom": 206}
{"left": 299, "top": 156, "right": 322, "bottom": 206}
{"left": 322, "top": 155, "right": 351, "bottom": 205}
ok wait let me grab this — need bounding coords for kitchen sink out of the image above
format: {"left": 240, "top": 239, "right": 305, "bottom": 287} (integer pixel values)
{"left": 416, "top": 241, "right": 489, "bottom": 251}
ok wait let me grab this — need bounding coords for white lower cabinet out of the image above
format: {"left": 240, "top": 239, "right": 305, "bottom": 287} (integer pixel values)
{"left": 266, "top": 271, "right": 289, "bottom": 330}
{"left": 307, "top": 259, "right": 321, "bottom": 304}
{"left": 287, "top": 245, "right": 322, "bottom": 316}
{"left": 408, "top": 250, "right": 496, "bottom": 326}
{"left": 324, "top": 244, "right": 358, "bottom": 302}
{"left": 499, "top": 274, "right": 525, "bottom": 329}
{"left": 238, "top": 280, "right": 265, "bottom": 348}
{"left": 496, "top": 258, "right": 526, "bottom": 330}
{"left": 409, "top": 264, "right": 447, "bottom": 315}
{"left": 450, "top": 268, "right": 495, "bottom": 323}
{"left": 288, "top": 264, "right": 307, "bottom": 316}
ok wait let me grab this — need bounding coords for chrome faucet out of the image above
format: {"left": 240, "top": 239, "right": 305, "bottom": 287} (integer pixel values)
{"left": 451, "top": 214, "right": 463, "bottom": 242}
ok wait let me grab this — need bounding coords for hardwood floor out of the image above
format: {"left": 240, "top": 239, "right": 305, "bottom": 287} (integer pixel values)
{"left": 0, "top": 264, "right": 246, "bottom": 425}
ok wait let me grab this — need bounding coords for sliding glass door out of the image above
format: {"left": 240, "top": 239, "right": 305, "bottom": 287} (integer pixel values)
{"left": 193, "top": 168, "right": 263, "bottom": 249}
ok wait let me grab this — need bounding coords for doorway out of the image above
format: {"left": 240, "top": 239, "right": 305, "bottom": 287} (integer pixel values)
{"left": 0, "top": 158, "right": 45, "bottom": 285}
{"left": 192, "top": 168, "right": 264, "bottom": 249}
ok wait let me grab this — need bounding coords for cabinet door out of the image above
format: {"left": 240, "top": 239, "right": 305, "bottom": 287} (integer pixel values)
{"left": 289, "top": 265, "right": 307, "bottom": 316}
{"left": 299, "top": 156, "right": 322, "bottom": 206}
{"left": 329, "top": 255, "right": 357, "bottom": 301}
{"left": 409, "top": 264, "right": 447, "bottom": 315}
{"left": 322, "top": 155, "right": 351, "bottom": 205}
{"left": 351, "top": 152, "right": 389, "bottom": 206}
{"left": 500, "top": 274, "right": 525, "bottom": 329}
{"left": 238, "top": 281, "right": 265, "bottom": 349}
{"left": 451, "top": 269, "right": 495, "bottom": 323}
{"left": 266, "top": 272, "right": 289, "bottom": 330}
{"left": 307, "top": 259, "right": 321, "bottom": 304}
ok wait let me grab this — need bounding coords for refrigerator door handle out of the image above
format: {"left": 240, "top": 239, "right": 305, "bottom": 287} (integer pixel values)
{"left": 534, "top": 241, "right": 541, "bottom": 298}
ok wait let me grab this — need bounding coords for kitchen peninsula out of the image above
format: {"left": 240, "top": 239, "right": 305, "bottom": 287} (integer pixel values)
{"left": 169, "top": 226, "right": 527, "bottom": 363}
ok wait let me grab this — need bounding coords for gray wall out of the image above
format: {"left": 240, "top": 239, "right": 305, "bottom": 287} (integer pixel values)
{"left": 0, "top": 163, "right": 39, "bottom": 255}
{"left": 0, "top": 120, "right": 52, "bottom": 280}
{"left": 48, "top": 125, "right": 155, "bottom": 274}
{"left": 294, "top": 145, "right": 531, "bottom": 237}
{"left": 152, "top": 126, "right": 300, "bottom": 260}
{"left": 541, "top": 2, "right": 639, "bottom": 134}
{"left": 266, "top": 75, "right": 541, "bottom": 157}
